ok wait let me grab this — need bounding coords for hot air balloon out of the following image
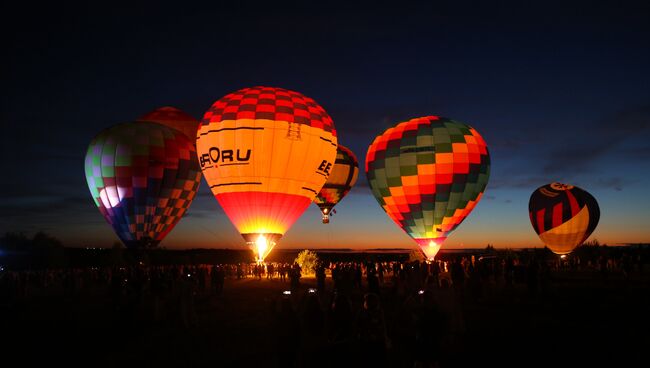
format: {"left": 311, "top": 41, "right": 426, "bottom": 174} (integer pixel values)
{"left": 137, "top": 106, "right": 200, "bottom": 142}
{"left": 529, "top": 182, "right": 600, "bottom": 255}
{"left": 197, "top": 86, "right": 337, "bottom": 262}
{"left": 366, "top": 116, "right": 490, "bottom": 260}
{"left": 85, "top": 121, "right": 202, "bottom": 248}
{"left": 314, "top": 144, "right": 359, "bottom": 223}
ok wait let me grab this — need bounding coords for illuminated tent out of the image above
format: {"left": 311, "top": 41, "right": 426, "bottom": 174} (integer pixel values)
{"left": 366, "top": 116, "right": 490, "bottom": 260}
{"left": 84, "top": 121, "right": 202, "bottom": 248}
{"left": 314, "top": 144, "right": 359, "bottom": 223}
{"left": 137, "top": 106, "right": 200, "bottom": 142}
{"left": 529, "top": 182, "right": 600, "bottom": 255}
{"left": 197, "top": 86, "right": 337, "bottom": 261}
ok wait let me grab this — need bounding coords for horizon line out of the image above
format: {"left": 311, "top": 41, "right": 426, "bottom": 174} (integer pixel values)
{"left": 65, "top": 243, "right": 646, "bottom": 251}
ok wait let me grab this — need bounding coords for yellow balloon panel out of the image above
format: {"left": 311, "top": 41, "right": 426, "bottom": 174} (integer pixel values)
{"left": 328, "top": 162, "right": 359, "bottom": 186}
{"left": 539, "top": 205, "right": 590, "bottom": 255}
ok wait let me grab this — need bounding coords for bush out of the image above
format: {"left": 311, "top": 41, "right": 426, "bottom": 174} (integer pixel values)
{"left": 295, "top": 249, "right": 319, "bottom": 275}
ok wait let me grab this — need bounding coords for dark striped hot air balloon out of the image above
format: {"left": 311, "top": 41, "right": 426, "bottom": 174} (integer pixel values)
{"left": 196, "top": 86, "right": 337, "bottom": 262}
{"left": 314, "top": 144, "right": 359, "bottom": 223}
{"left": 84, "top": 122, "right": 202, "bottom": 248}
{"left": 366, "top": 116, "right": 490, "bottom": 260}
{"left": 529, "top": 182, "right": 600, "bottom": 255}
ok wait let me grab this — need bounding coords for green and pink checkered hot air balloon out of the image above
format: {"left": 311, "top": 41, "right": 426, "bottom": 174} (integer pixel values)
{"left": 84, "top": 121, "right": 202, "bottom": 248}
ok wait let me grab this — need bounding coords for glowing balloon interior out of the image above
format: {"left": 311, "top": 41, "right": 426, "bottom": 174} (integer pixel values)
{"left": 254, "top": 234, "right": 275, "bottom": 263}
{"left": 85, "top": 122, "right": 202, "bottom": 248}
{"left": 314, "top": 144, "right": 359, "bottom": 223}
{"left": 366, "top": 116, "right": 490, "bottom": 259}
{"left": 197, "top": 86, "right": 337, "bottom": 260}
{"left": 529, "top": 182, "right": 600, "bottom": 255}
{"left": 419, "top": 240, "right": 442, "bottom": 261}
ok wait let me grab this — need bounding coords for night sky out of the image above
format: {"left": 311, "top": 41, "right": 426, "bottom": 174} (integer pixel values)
{"left": 3, "top": 1, "right": 649, "bottom": 250}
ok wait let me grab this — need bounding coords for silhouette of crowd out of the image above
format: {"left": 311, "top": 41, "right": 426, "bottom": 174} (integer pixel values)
{"left": 1, "top": 246, "right": 649, "bottom": 367}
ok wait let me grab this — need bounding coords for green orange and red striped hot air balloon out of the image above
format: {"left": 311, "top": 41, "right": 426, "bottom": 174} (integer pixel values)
{"left": 84, "top": 122, "right": 202, "bottom": 248}
{"left": 314, "top": 144, "right": 359, "bottom": 223}
{"left": 366, "top": 116, "right": 490, "bottom": 260}
{"left": 197, "top": 86, "right": 337, "bottom": 262}
{"left": 529, "top": 182, "right": 600, "bottom": 255}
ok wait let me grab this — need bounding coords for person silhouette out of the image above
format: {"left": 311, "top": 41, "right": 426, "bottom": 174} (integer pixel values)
{"left": 355, "top": 293, "right": 389, "bottom": 366}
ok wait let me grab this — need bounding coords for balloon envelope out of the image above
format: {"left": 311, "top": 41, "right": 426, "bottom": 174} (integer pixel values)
{"left": 137, "top": 106, "right": 200, "bottom": 142}
{"left": 197, "top": 86, "right": 337, "bottom": 261}
{"left": 314, "top": 144, "right": 359, "bottom": 223}
{"left": 84, "top": 121, "right": 202, "bottom": 248}
{"left": 529, "top": 182, "right": 600, "bottom": 255}
{"left": 366, "top": 116, "right": 490, "bottom": 259}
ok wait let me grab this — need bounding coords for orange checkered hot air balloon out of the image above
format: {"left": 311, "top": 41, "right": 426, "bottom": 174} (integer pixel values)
{"left": 529, "top": 182, "right": 600, "bottom": 255}
{"left": 366, "top": 116, "right": 490, "bottom": 260}
{"left": 314, "top": 144, "right": 359, "bottom": 223}
{"left": 197, "top": 86, "right": 337, "bottom": 262}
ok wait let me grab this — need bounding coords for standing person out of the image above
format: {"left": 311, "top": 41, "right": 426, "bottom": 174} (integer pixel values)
{"left": 436, "top": 279, "right": 465, "bottom": 360}
{"left": 450, "top": 258, "right": 465, "bottom": 297}
{"left": 526, "top": 259, "right": 539, "bottom": 297}
{"left": 211, "top": 265, "right": 219, "bottom": 294}
{"left": 599, "top": 255, "right": 609, "bottom": 280}
{"left": 354, "top": 263, "right": 363, "bottom": 289}
{"left": 267, "top": 263, "right": 275, "bottom": 280}
{"left": 327, "top": 293, "right": 354, "bottom": 345}
{"left": 316, "top": 263, "right": 326, "bottom": 292}
{"left": 179, "top": 271, "right": 197, "bottom": 328}
{"left": 540, "top": 260, "right": 551, "bottom": 298}
{"left": 109, "top": 267, "right": 123, "bottom": 313}
{"left": 211, "top": 265, "right": 225, "bottom": 296}
{"left": 355, "top": 293, "right": 390, "bottom": 366}
{"left": 504, "top": 257, "right": 514, "bottom": 288}
{"left": 367, "top": 264, "right": 380, "bottom": 296}
{"left": 413, "top": 290, "right": 449, "bottom": 368}
{"left": 237, "top": 263, "right": 244, "bottom": 280}
{"left": 290, "top": 262, "right": 302, "bottom": 292}
{"left": 280, "top": 263, "right": 287, "bottom": 282}
{"left": 274, "top": 296, "right": 300, "bottom": 367}
{"left": 300, "top": 292, "right": 326, "bottom": 367}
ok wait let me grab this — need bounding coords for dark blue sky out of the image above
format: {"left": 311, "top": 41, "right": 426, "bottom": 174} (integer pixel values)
{"left": 2, "top": 0, "right": 649, "bottom": 248}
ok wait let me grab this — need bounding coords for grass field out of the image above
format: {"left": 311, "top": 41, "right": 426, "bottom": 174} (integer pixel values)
{"left": 2, "top": 270, "right": 648, "bottom": 367}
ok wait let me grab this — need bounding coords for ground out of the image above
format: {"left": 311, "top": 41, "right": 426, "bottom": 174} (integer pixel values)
{"left": 2, "top": 271, "right": 648, "bottom": 367}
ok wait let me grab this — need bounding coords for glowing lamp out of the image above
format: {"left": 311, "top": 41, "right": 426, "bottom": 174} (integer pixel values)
{"left": 415, "top": 239, "right": 442, "bottom": 260}
{"left": 251, "top": 234, "right": 276, "bottom": 263}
